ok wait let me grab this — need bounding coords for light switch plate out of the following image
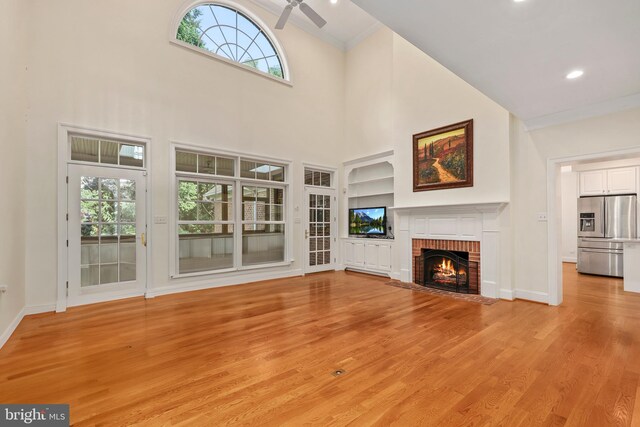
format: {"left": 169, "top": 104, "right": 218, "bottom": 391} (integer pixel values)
{"left": 537, "top": 212, "right": 548, "bottom": 222}
{"left": 154, "top": 216, "right": 168, "bottom": 224}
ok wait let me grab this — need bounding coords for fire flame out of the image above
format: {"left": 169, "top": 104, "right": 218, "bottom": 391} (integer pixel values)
{"left": 438, "top": 258, "right": 466, "bottom": 276}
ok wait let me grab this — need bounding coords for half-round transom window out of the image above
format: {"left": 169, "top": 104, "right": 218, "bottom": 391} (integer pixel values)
{"left": 176, "top": 3, "right": 286, "bottom": 79}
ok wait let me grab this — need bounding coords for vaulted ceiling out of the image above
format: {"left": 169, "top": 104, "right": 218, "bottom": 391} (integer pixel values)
{"left": 352, "top": 0, "right": 640, "bottom": 129}
{"left": 249, "top": 0, "right": 381, "bottom": 50}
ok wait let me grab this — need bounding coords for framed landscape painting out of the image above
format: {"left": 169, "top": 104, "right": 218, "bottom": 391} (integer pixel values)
{"left": 413, "top": 119, "right": 474, "bottom": 192}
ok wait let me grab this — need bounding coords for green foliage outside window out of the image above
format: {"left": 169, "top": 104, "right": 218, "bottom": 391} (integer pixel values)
{"left": 177, "top": 9, "right": 205, "bottom": 48}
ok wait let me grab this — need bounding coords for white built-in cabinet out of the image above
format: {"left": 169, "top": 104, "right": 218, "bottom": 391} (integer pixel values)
{"left": 342, "top": 238, "right": 393, "bottom": 275}
{"left": 341, "top": 151, "right": 395, "bottom": 276}
{"left": 579, "top": 167, "right": 637, "bottom": 196}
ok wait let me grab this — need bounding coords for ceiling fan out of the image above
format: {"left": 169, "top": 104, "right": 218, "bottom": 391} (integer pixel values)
{"left": 275, "top": 0, "right": 327, "bottom": 30}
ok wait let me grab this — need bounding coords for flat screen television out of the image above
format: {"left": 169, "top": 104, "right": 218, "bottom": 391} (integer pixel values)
{"left": 349, "top": 207, "right": 387, "bottom": 237}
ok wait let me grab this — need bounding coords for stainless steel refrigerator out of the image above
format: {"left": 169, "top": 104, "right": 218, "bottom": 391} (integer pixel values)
{"left": 577, "top": 194, "right": 637, "bottom": 277}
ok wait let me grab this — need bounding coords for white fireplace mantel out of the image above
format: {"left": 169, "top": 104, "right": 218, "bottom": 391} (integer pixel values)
{"left": 389, "top": 202, "right": 508, "bottom": 215}
{"left": 391, "top": 202, "right": 511, "bottom": 300}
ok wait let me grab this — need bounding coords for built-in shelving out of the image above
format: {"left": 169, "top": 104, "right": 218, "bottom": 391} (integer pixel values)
{"left": 346, "top": 159, "right": 394, "bottom": 205}
{"left": 341, "top": 151, "right": 396, "bottom": 275}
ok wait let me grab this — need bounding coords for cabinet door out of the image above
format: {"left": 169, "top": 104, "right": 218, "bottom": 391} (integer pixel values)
{"left": 365, "top": 243, "right": 379, "bottom": 268}
{"left": 378, "top": 244, "right": 392, "bottom": 271}
{"left": 344, "top": 241, "right": 354, "bottom": 265}
{"left": 607, "top": 168, "right": 637, "bottom": 195}
{"left": 579, "top": 170, "right": 606, "bottom": 196}
{"left": 353, "top": 242, "right": 365, "bottom": 266}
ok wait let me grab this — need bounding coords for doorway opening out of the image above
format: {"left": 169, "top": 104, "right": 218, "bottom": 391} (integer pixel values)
{"left": 57, "top": 125, "right": 151, "bottom": 311}
{"left": 550, "top": 148, "right": 640, "bottom": 305}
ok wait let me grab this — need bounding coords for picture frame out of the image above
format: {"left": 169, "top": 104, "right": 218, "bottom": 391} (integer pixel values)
{"left": 413, "top": 119, "right": 474, "bottom": 192}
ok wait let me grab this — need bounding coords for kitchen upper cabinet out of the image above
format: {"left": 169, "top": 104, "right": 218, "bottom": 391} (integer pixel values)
{"left": 607, "top": 168, "right": 637, "bottom": 194}
{"left": 579, "top": 170, "right": 606, "bottom": 196}
{"left": 579, "top": 167, "right": 637, "bottom": 196}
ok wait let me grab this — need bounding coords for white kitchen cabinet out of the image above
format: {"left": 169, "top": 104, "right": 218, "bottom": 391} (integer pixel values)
{"left": 579, "top": 170, "right": 606, "bottom": 196}
{"left": 607, "top": 168, "right": 637, "bottom": 194}
{"left": 343, "top": 238, "right": 392, "bottom": 275}
{"left": 579, "top": 167, "right": 637, "bottom": 196}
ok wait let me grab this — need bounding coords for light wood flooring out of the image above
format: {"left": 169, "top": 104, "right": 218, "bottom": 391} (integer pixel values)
{"left": 2, "top": 264, "right": 640, "bottom": 426}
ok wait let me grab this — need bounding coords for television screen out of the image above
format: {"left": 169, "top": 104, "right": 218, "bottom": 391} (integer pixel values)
{"left": 349, "top": 207, "right": 387, "bottom": 236}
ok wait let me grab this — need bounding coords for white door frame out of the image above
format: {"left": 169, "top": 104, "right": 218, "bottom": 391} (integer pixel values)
{"left": 302, "top": 164, "right": 338, "bottom": 274}
{"left": 547, "top": 145, "right": 640, "bottom": 306}
{"left": 57, "top": 124, "right": 153, "bottom": 312}
{"left": 303, "top": 186, "right": 338, "bottom": 273}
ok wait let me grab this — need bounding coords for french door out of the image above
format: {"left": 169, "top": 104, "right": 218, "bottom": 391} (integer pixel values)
{"left": 305, "top": 187, "right": 336, "bottom": 273}
{"left": 67, "top": 164, "right": 147, "bottom": 306}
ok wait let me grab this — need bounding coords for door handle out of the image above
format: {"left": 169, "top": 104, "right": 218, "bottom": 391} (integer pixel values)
{"left": 141, "top": 232, "right": 147, "bottom": 247}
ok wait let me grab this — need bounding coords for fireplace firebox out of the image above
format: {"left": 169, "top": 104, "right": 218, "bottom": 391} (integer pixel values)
{"left": 414, "top": 249, "right": 479, "bottom": 294}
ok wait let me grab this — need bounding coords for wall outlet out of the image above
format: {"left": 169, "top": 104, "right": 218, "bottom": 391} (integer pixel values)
{"left": 0, "top": 285, "right": 7, "bottom": 294}
{"left": 537, "top": 212, "right": 548, "bottom": 222}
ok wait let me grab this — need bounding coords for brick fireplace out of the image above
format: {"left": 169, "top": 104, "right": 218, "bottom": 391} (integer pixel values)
{"left": 391, "top": 202, "right": 508, "bottom": 299}
{"left": 412, "top": 239, "right": 480, "bottom": 294}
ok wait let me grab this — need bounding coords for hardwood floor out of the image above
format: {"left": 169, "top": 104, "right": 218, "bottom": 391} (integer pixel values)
{"left": 2, "top": 265, "right": 640, "bottom": 426}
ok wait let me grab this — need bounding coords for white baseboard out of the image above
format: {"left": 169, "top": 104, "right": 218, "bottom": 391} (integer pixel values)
{"left": 515, "top": 289, "right": 549, "bottom": 304}
{"left": 499, "top": 288, "right": 515, "bottom": 300}
{"left": 24, "top": 304, "right": 57, "bottom": 315}
{"left": 146, "top": 268, "right": 304, "bottom": 298}
{"left": 0, "top": 307, "right": 25, "bottom": 350}
{"left": 562, "top": 257, "right": 577, "bottom": 263}
{"left": 343, "top": 267, "right": 391, "bottom": 278}
{"left": 390, "top": 272, "right": 401, "bottom": 281}
{"left": 0, "top": 304, "right": 58, "bottom": 350}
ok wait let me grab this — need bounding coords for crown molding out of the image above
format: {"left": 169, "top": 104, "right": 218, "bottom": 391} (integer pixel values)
{"left": 523, "top": 93, "right": 640, "bottom": 131}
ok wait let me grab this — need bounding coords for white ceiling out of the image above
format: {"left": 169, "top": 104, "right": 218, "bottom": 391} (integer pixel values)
{"left": 352, "top": 0, "right": 640, "bottom": 129}
{"left": 248, "top": 0, "right": 381, "bottom": 50}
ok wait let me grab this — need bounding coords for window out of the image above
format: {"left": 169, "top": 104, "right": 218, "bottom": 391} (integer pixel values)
{"left": 242, "top": 186, "right": 285, "bottom": 266}
{"left": 178, "top": 179, "right": 234, "bottom": 274}
{"left": 175, "top": 3, "right": 286, "bottom": 80}
{"left": 305, "top": 169, "right": 332, "bottom": 187}
{"left": 240, "top": 160, "right": 285, "bottom": 182}
{"left": 176, "top": 150, "right": 235, "bottom": 176}
{"left": 70, "top": 136, "right": 145, "bottom": 168}
{"left": 174, "top": 147, "right": 288, "bottom": 276}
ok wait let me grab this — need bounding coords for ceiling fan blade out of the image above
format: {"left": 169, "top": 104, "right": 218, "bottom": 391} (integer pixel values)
{"left": 275, "top": 4, "right": 294, "bottom": 30}
{"left": 299, "top": 2, "right": 327, "bottom": 28}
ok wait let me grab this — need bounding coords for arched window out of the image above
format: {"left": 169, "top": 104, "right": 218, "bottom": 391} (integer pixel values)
{"left": 175, "top": 2, "right": 287, "bottom": 80}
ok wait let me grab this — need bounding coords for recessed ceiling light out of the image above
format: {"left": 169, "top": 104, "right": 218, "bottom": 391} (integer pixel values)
{"left": 513, "top": 0, "right": 526, "bottom": 3}
{"left": 566, "top": 70, "right": 584, "bottom": 79}
{"left": 330, "top": 0, "right": 338, "bottom": 4}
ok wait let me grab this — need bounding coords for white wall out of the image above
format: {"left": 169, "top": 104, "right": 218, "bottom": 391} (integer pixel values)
{"left": 344, "top": 29, "right": 511, "bottom": 206}
{"left": 391, "top": 34, "right": 511, "bottom": 208}
{"left": 24, "top": 0, "right": 346, "bottom": 306}
{"left": 0, "top": 0, "right": 28, "bottom": 339}
{"left": 561, "top": 168, "right": 578, "bottom": 263}
{"left": 344, "top": 29, "right": 394, "bottom": 159}
{"left": 511, "top": 108, "right": 640, "bottom": 295}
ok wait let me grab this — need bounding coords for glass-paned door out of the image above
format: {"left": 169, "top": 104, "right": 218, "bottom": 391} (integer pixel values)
{"left": 305, "top": 187, "right": 336, "bottom": 273}
{"left": 67, "top": 164, "right": 147, "bottom": 306}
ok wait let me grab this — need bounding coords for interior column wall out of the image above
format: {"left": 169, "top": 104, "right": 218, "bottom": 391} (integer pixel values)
{"left": 0, "top": 0, "right": 28, "bottom": 340}
{"left": 510, "top": 108, "right": 640, "bottom": 299}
